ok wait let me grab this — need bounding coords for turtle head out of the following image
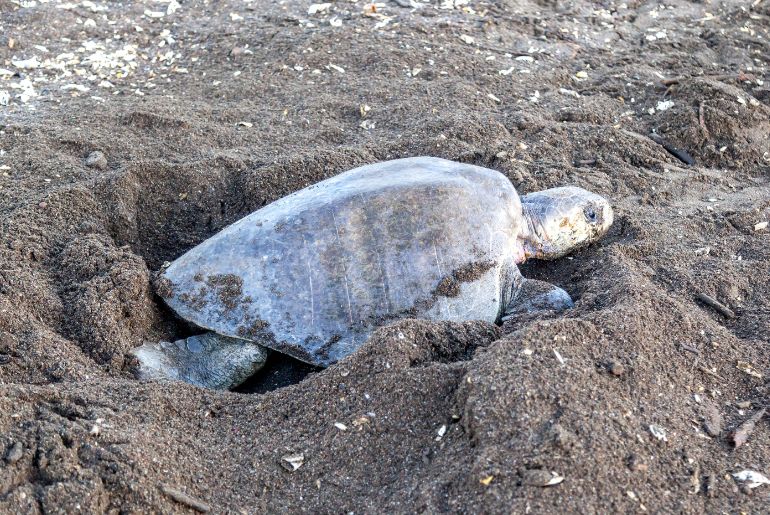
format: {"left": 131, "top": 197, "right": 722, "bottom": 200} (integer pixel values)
{"left": 519, "top": 186, "right": 613, "bottom": 260}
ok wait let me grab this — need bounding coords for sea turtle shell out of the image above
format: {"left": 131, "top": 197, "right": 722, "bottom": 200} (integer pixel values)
{"left": 158, "top": 156, "right": 526, "bottom": 366}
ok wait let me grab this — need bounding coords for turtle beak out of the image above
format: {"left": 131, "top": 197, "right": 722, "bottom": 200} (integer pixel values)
{"left": 593, "top": 199, "right": 614, "bottom": 239}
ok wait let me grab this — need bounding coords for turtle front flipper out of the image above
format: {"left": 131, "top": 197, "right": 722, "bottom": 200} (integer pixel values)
{"left": 132, "top": 332, "right": 268, "bottom": 390}
{"left": 501, "top": 279, "right": 573, "bottom": 321}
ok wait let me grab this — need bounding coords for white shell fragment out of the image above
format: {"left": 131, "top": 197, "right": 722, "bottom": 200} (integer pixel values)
{"left": 281, "top": 453, "right": 305, "bottom": 471}
{"left": 649, "top": 424, "right": 668, "bottom": 442}
{"left": 733, "top": 470, "right": 770, "bottom": 489}
{"left": 308, "top": 3, "right": 332, "bottom": 15}
{"left": 12, "top": 56, "right": 41, "bottom": 70}
{"left": 546, "top": 473, "right": 565, "bottom": 486}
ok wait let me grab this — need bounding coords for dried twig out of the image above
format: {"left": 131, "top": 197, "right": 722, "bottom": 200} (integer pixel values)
{"left": 160, "top": 484, "right": 211, "bottom": 513}
{"left": 695, "top": 292, "right": 735, "bottom": 319}
{"left": 698, "top": 101, "right": 709, "bottom": 138}
{"left": 648, "top": 133, "right": 696, "bottom": 165}
{"left": 661, "top": 73, "right": 756, "bottom": 86}
{"left": 698, "top": 366, "right": 724, "bottom": 381}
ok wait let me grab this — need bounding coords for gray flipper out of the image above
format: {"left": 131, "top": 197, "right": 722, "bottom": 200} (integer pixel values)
{"left": 501, "top": 278, "right": 573, "bottom": 321}
{"left": 132, "top": 332, "right": 269, "bottom": 390}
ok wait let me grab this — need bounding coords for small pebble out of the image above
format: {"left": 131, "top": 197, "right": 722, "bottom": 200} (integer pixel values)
{"left": 627, "top": 454, "right": 648, "bottom": 472}
{"left": 5, "top": 441, "right": 23, "bottom": 464}
{"left": 85, "top": 150, "right": 108, "bottom": 170}
{"left": 608, "top": 361, "right": 625, "bottom": 376}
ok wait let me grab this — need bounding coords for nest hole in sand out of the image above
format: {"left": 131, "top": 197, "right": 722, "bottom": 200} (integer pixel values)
{"left": 83, "top": 155, "right": 618, "bottom": 392}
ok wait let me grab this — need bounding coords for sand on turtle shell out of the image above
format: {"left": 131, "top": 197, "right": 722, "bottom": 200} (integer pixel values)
{"left": 1, "top": 0, "right": 770, "bottom": 513}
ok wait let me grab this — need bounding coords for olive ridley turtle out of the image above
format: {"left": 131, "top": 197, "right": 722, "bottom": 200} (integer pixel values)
{"left": 134, "top": 156, "right": 613, "bottom": 389}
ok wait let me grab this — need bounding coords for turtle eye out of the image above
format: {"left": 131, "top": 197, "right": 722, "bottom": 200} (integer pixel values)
{"left": 583, "top": 206, "right": 598, "bottom": 224}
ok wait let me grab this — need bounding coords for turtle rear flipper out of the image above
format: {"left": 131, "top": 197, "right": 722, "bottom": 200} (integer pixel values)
{"left": 501, "top": 279, "right": 573, "bottom": 321}
{"left": 132, "top": 332, "right": 268, "bottom": 390}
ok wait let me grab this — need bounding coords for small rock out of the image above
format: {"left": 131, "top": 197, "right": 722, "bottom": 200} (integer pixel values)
{"left": 702, "top": 401, "right": 723, "bottom": 437}
{"left": 704, "top": 474, "right": 718, "bottom": 498}
{"left": 627, "top": 454, "right": 648, "bottom": 472}
{"left": 550, "top": 423, "right": 579, "bottom": 452}
{"left": 5, "top": 441, "right": 23, "bottom": 464}
{"left": 608, "top": 361, "right": 625, "bottom": 376}
{"left": 85, "top": 151, "right": 108, "bottom": 170}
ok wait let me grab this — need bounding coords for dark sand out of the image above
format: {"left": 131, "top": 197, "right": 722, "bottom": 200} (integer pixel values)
{"left": 1, "top": 0, "right": 769, "bottom": 512}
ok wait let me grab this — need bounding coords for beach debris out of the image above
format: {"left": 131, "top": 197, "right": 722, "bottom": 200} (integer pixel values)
{"left": 89, "top": 418, "right": 103, "bottom": 436}
{"left": 736, "top": 361, "right": 762, "bottom": 379}
{"left": 698, "top": 365, "right": 724, "bottom": 381}
{"left": 689, "top": 462, "right": 701, "bottom": 494}
{"left": 85, "top": 151, "right": 107, "bottom": 170}
{"left": 4, "top": 441, "right": 23, "bottom": 464}
{"left": 0, "top": 91, "right": 9, "bottom": 106}
{"left": 459, "top": 34, "right": 475, "bottom": 45}
{"left": 694, "top": 292, "right": 735, "bottom": 319}
{"left": 730, "top": 408, "right": 765, "bottom": 448}
{"left": 280, "top": 453, "right": 305, "bottom": 471}
{"left": 435, "top": 424, "right": 447, "bottom": 441}
{"left": 732, "top": 470, "right": 770, "bottom": 489}
{"left": 647, "top": 133, "right": 695, "bottom": 165}
{"left": 160, "top": 484, "right": 211, "bottom": 513}
{"left": 649, "top": 424, "right": 668, "bottom": 442}
{"left": 521, "top": 469, "right": 564, "bottom": 487}
{"left": 553, "top": 348, "right": 565, "bottom": 365}
{"left": 61, "top": 84, "right": 90, "bottom": 93}
{"left": 701, "top": 401, "right": 722, "bottom": 437}
{"left": 755, "top": 221, "right": 768, "bottom": 231}
{"left": 479, "top": 475, "right": 494, "bottom": 486}
{"left": 655, "top": 100, "right": 674, "bottom": 111}
{"left": 308, "top": 3, "right": 332, "bottom": 15}
{"left": 334, "top": 422, "right": 348, "bottom": 431}
{"left": 575, "top": 70, "right": 588, "bottom": 80}
{"left": 12, "top": 56, "right": 40, "bottom": 70}
{"left": 326, "top": 63, "right": 345, "bottom": 74}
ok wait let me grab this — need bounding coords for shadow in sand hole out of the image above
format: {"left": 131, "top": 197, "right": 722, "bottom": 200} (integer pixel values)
{"left": 234, "top": 352, "right": 322, "bottom": 395}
